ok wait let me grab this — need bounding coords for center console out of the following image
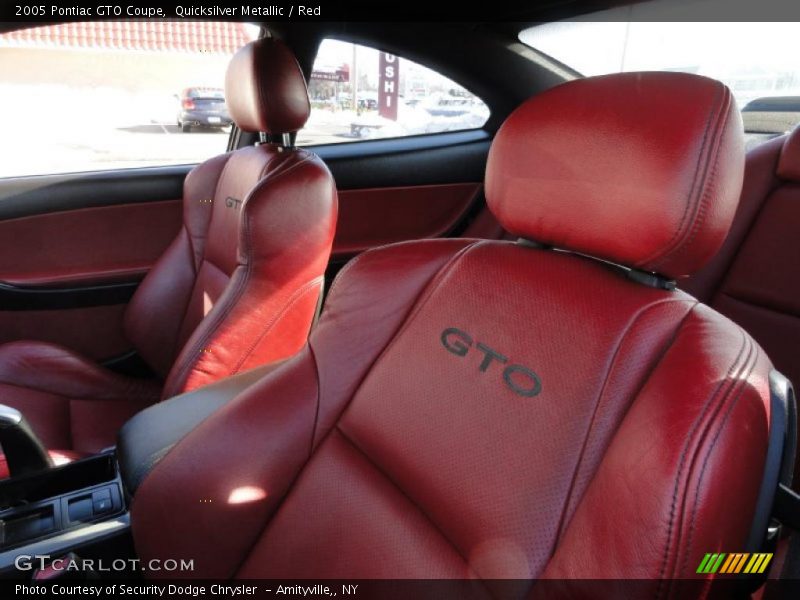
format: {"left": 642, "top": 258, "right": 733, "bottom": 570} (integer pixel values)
{"left": 0, "top": 451, "right": 129, "bottom": 573}
{"left": 0, "top": 362, "right": 278, "bottom": 577}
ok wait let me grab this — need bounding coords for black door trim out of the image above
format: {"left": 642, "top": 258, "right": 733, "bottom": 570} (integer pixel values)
{"left": 0, "top": 165, "right": 193, "bottom": 221}
{"left": 0, "top": 280, "right": 139, "bottom": 311}
{"left": 310, "top": 130, "right": 491, "bottom": 190}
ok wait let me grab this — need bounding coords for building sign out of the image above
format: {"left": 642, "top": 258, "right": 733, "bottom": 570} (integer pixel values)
{"left": 310, "top": 65, "right": 349, "bottom": 83}
{"left": 378, "top": 52, "right": 399, "bottom": 121}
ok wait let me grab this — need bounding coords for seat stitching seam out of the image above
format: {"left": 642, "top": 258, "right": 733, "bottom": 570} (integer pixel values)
{"left": 363, "top": 241, "right": 490, "bottom": 351}
{"left": 168, "top": 154, "right": 233, "bottom": 366}
{"left": 650, "top": 87, "right": 731, "bottom": 272}
{"left": 307, "top": 342, "right": 323, "bottom": 457}
{"left": 638, "top": 83, "right": 724, "bottom": 266}
{"left": 240, "top": 152, "right": 315, "bottom": 214}
{"left": 163, "top": 257, "right": 252, "bottom": 397}
{"left": 230, "top": 276, "right": 324, "bottom": 375}
{"left": 335, "top": 427, "right": 490, "bottom": 586}
{"left": 308, "top": 240, "right": 481, "bottom": 452}
{"left": 552, "top": 298, "right": 696, "bottom": 545}
{"left": 638, "top": 84, "right": 725, "bottom": 267}
{"left": 655, "top": 323, "right": 748, "bottom": 597}
{"left": 658, "top": 332, "right": 748, "bottom": 597}
{"left": 656, "top": 322, "right": 748, "bottom": 591}
{"left": 678, "top": 338, "right": 757, "bottom": 578}
{"left": 230, "top": 349, "right": 324, "bottom": 578}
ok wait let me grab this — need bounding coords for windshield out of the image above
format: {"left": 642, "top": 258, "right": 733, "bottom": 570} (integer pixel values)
{"left": 520, "top": 7, "right": 800, "bottom": 148}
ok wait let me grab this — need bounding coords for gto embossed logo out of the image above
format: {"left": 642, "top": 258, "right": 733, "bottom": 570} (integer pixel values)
{"left": 225, "top": 196, "right": 242, "bottom": 209}
{"left": 440, "top": 327, "right": 542, "bottom": 397}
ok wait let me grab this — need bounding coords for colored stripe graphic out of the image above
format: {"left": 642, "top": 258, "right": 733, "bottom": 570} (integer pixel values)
{"left": 698, "top": 553, "right": 773, "bottom": 574}
{"left": 719, "top": 554, "right": 737, "bottom": 573}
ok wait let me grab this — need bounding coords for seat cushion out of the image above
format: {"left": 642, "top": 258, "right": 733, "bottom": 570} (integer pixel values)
{"left": 0, "top": 341, "right": 160, "bottom": 453}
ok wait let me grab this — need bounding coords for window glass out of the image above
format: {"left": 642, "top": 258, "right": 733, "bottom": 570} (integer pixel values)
{"left": 0, "top": 22, "right": 259, "bottom": 177}
{"left": 520, "top": 7, "right": 800, "bottom": 149}
{"left": 299, "top": 39, "right": 490, "bottom": 146}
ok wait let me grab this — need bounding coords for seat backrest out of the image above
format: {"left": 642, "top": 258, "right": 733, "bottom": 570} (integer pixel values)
{"left": 123, "top": 38, "right": 337, "bottom": 399}
{"left": 132, "top": 72, "right": 774, "bottom": 589}
{"left": 684, "top": 126, "right": 800, "bottom": 390}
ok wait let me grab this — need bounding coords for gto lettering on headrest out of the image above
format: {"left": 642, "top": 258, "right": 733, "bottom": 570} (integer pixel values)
{"left": 225, "top": 197, "right": 243, "bottom": 209}
{"left": 440, "top": 327, "right": 542, "bottom": 397}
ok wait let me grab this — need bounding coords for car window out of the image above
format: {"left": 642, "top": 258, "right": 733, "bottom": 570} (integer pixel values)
{"left": 299, "top": 39, "right": 490, "bottom": 146}
{"left": 519, "top": 6, "right": 800, "bottom": 150}
{"left": 0, "top": 22, "right": 259, "bottom": 178}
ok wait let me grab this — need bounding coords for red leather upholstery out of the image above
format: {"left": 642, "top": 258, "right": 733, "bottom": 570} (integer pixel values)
{"left": 132, "top": 73, "right": 773, "bottom": 587}
{"left": 0, "top": 342, "right": 159, "bottom": 452}
{"left": 0, "top": 200, "right": 182, "bottom": 360}
{"left": 0, "top": 304, "right": 130, "bottom": 363}
{"left": 333, "top": 183, "right": 482, "bottom": 258}
{"left": 125, "top": 145, "right": 336, "bottom": 398}
{"left": 685, "top": 127, "right": 800, "bottom": 394}
{"left": 778, "top": 126, "right": 800, "bottom": 181}
{"left": 0, "top": 38, "right": 336, "bottom": 458}
{"left": 486, "top": 72, "right": 744, "bottom": 280}
{"left": 225, "top": 38, "right": 310, "bottom": 134}
{"left": 682, "top": 127, "right": 800, "bottom": 492}
{"left": 0, "top": 199, "right": 181, "bottom": 288}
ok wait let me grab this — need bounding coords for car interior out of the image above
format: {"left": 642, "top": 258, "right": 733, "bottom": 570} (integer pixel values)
{"left": 0, "top": 2, "right": 799, "bottom": 598}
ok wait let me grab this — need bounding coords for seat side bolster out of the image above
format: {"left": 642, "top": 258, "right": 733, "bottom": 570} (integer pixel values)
{"left": 131, "top": 346, "right": 321, "bottom": 580}
{"left": 124, "top": 153, "right": 232, "bottom": 379}
{"left": 541, "top": 304, "right": 772, "bottom": 588}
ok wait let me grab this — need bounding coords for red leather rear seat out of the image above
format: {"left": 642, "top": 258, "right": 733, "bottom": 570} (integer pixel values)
{"left": 684, "top": 126, "right": 800, "bottom": 390}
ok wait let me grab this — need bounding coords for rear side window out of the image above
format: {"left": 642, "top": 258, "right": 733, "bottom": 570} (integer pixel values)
{"left": 0, "top": 22, "right": 259, "bottom": 178}
{"left": 520, "top": 10, "right": 800, "bottom": 150}
{"left": 299, "top": 38, "right": 490, "bottom": 146}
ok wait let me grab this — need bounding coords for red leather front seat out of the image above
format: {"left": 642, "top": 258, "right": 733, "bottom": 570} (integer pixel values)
{"left": 132, "top": 72, "right": 775, "bottom": 588}
{"left": 0, "top": 38, "right": 337, "bottom": 456}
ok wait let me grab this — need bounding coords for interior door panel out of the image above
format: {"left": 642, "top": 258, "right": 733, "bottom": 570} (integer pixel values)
{"left": 0, "top": 166, "right": 187, "bottom": 360}
{"left": 0, "top": 305, "right": 129, "bottom": 361}
{"left": 0, "top": 199, "right": 181, "bottom": 287}
{"left": 333, "top": 182, "right": 482, "bottom": 258}
{"left": 0, "top": 130, "right": 492, "bottom": 360}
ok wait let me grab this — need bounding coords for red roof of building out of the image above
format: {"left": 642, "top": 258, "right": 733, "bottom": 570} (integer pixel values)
{"left": 0, "top": 22, "right": 253, "bottom": 54}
